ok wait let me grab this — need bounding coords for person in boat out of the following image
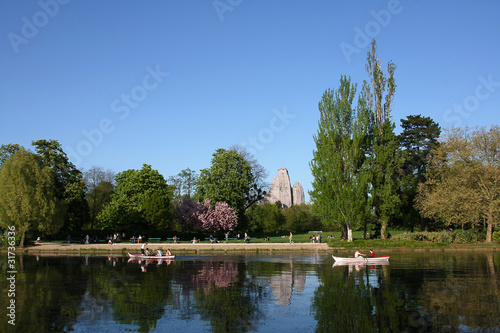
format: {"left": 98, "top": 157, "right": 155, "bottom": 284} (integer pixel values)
{"left": 369, "top": 249, "right": 375, "bottom": 257}
{"left": 166, "top": 249, "right": 172, "bottom": 256}
{"left": 354, "top": 250, "right": 366, "bottom": 258}
{"left": 141, "top": 243, "right": 148, "bottom": 255}
{"left": 157, "top": 249, "right": 164, "bottom": 256}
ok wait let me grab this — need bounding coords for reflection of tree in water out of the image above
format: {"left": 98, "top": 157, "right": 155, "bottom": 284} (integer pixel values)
{"left": 419, "top": 252, "right": 500, "bottom": 331}
{"left": 79, "top": 256, "right": 178, "bottom": 333}
{"left": 190, "top": 261, "right": 239, "bottom": 292}
{"left": 312, "top": 265, "right": 419, "bottom": 333}
{"left": 0, "top": 255, "right": 88, "bottom": 333}
{"left": 108, "top": 261, "right": 176, "bottom": 332}
{"left": 173, "top": 260, "right": 263, "bottom": 333}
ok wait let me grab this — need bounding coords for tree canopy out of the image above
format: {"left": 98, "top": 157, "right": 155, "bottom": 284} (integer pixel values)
{"left": 417, "top": 126, "right": 500, "bottom": 242}
{"left": 398, "top": 115, "right": 441, "bottom": 231}
{"left": 32, "top": 139, "right": 89, "bottom": 231}
{"left": 195, "top": 148, "right": 254, "bottom": 218}
{"left": 310, "top": 76, "right": 372, "bottom": 241}
{"left": 97, "top": 164, "right": 173, "bottom": 234}
{"left": 0, "top": 149, "right": 64, "bottom": 245}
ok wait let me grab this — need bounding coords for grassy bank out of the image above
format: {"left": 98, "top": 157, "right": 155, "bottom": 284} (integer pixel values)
{"left": 12, "top": 230, "right": 498, "bottom": 252}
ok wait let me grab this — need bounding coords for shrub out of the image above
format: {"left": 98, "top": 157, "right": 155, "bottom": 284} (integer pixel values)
{"left": 430, "top": 231, "right": 453, "bottom": 244}
{"left": 475, "top": 231, "right": 486, "bottom": 243}
{"left": 493, "top": 231, "right": 500, "bottom": 242}
{"left": 391, "top": 233, "right": 413, "bottom": 242}
{"left": 451, "top": 230, "right": 475, "bottom": 244}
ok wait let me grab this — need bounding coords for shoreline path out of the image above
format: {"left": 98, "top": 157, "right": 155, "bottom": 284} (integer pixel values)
{"left": 17, "top": 242, "right": 331, "bottom": 254}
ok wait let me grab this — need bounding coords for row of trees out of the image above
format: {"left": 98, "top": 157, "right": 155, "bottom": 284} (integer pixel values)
{"left": 310, "top": 39, "right": 498, "bottom": 242}
{"left": 1, "top": 140, "right": 310, "bottom": 245}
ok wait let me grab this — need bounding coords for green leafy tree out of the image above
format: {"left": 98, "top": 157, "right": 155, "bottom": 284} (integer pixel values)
{"left": 363, "top": 40, "right": 402, "bottom": 239}
{"left": 0, "top": 149, "right": 64, "bottom": 245}
{"left": 142, "top": 191, "right": 173, "bottom": 233}
{"left": 398, "top": 115, "right": 441, "bottom": 231}
{"left": 168, "top": 167, "right": 198, "bottom": 203}
{"left": 195, "top": 148, "right": 254, "bottom": 220}
{"left": 310, "top": 76, "right": 372, "bottom": 241}
{"left": 246, "top": 203, "right": 285, "bottom": 233}
{"left": 32, "top": 139, "right": 89, "bottom": 232}
{"left": 282, "top": 204, "right": 323, "bottom": 234}
{"left": 98, "top": 164, "right": 173, "bottom": 234}
{"left": 370, "top": 119, "right": 405, "bottom": 238}
{"left": 417, "top": 126, "right": 500, "bottom": 242}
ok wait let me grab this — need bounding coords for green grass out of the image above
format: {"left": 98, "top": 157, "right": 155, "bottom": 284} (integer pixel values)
{"left": 22, "top": 230, "right": 499, "bottom": 249}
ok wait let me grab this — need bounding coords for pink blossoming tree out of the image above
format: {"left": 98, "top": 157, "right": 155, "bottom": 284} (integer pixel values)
{"left": 196, "top": 199, "right": 238, "bottom": 232}
{"left": 177, "top": 197, "right": 238, "bottom": 233}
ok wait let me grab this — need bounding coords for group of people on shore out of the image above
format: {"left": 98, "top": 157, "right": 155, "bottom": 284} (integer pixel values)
{"left": 309, "top": 233, "right": 322, "bottom": 243}
{"left": 106, "top": 233, "right": 125, "bottom": 244}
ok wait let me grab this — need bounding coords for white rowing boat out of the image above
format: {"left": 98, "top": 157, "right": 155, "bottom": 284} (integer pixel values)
{"left": 332, "top": 255, "right": 390, "bottom": 264}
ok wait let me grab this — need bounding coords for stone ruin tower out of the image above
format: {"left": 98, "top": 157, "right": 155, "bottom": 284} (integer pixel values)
{"left": 267, "top": 168, "right": 305, "bottom": 207}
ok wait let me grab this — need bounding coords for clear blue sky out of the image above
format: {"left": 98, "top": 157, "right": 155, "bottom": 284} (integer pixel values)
{"left": 1, "top": 1, "right": 499, "bottom": 202}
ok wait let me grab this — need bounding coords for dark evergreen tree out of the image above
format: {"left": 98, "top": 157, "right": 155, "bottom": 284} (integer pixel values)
{"left": 398, "top": 114, "right": 441, "bottom": 231}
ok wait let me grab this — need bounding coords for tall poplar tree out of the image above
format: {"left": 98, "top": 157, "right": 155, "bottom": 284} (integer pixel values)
{"left": 363, "top": 40, "right": 403, "bottom": 239}
{"left": 310, "top": 76, "right": 372, "bottom": 242}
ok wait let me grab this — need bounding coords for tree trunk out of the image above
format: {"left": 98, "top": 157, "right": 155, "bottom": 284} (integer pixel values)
{"left": 347, "top": 225, "right": 353, "bottom": 242}
{"left": 486, "top": 221, "right": 493, "bottom": 243}
{"left": 381, "top": 222, "right": 388, "bottom": 240}
{"left": 419, "top": 215, "right": 425, "bottom": 232}
{"left": 20, "top": 231, "right": 25, "bottom": 247}
{"left": 486, "top": 206, "right": 494, "bottom": 243}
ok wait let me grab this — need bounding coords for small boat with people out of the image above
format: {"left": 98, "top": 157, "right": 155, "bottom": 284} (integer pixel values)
{"left": 332, "top": 255, "right": 390, "bottom": 264}
{"left": 128, "top": 252, "right": 176, "bottom": 260}
{"left": 332, "top": 259, "right": 390, "bottom": 267}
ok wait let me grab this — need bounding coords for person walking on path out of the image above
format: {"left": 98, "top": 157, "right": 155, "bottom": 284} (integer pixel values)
{"left": 289, "top": 232, "right": 293, "bottom": 244}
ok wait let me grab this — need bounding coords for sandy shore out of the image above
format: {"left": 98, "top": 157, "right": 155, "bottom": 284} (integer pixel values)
{"left": 16, "top": 241, "right": 331, "bottom": 254}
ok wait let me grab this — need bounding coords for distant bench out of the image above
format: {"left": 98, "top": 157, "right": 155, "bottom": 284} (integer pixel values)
{"left": 148, "top": 238, "right": 161, "bottom": 243}
{"left": 205, "top": 237, "right": 219, "bottom": 243}
{"left": 129, "top": 237, "right": 161, "bottom": 243}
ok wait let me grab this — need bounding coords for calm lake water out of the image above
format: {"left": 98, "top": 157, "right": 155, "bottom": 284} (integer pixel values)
{"left": 1, "top": 251, "right": 499, "bottom": 333}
